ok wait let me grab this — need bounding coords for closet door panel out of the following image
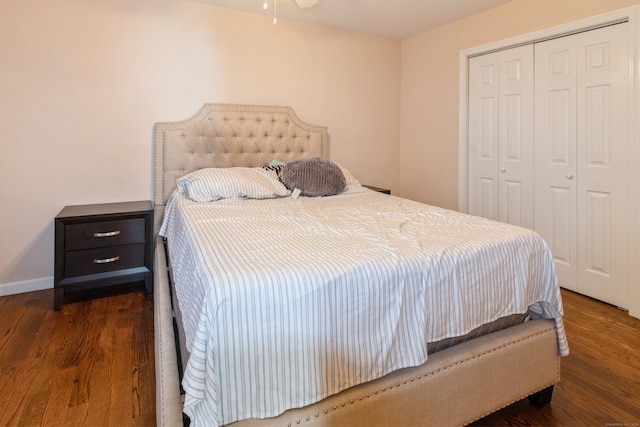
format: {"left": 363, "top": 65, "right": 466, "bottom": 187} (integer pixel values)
{"left": 549, "top": 90, "right": 573, "bottom": 164}
{"left": 585, "top": 190, "right": 611, "bottom": 276}
{"left": 499, "top": 45, "right": 534, "bottom": 228}
{"left": 469, "top": 45, "right": 533, "bottom": 227}
{"left": 549, "top": 186, "right": 573, "bottom": 265}
{"left": 576, "top": 24, "right": 629, "bottom": 308}
{"left": 478, "top": 178, "right": 496, "bottom": 219}
{"left": 503, "top": 180, "right": 524, "bottom": 225}
{"left": 469, "top": 53, "right": 499, "bottom": 221}
{"left": 535, "top": 23, "right": 629, "bottom": 308}
{"left": 535, "top": 37, "right": 578, "bottom": 290}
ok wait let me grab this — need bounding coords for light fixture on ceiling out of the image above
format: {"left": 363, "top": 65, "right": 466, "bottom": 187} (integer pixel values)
{"left": 263, "top": 0, "right": 277, "bottom": 24}
{"left": 294, "top": 0, "right": 319, "bottom": 7}
{"left": 262, "top": 0, "right": 319, "bottom": 24}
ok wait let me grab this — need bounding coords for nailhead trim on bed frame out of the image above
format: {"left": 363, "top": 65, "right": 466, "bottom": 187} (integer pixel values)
{"left": 277, "top": 325, "right": 560, "bottom": 427}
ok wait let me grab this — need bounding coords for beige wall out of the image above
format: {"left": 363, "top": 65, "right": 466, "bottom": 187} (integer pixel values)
{"left": 399, "top": 0, "right": 639, "bottom": 209}
{"left": 2, "top": 0, "right": 637, "bottom": 293}
{"left": 0, "top": 0, "right": 400, "bottom": 291}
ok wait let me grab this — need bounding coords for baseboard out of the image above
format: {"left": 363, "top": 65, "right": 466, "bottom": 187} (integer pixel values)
{"left": 0, "top": 276, "right": 53, "bottom": 297}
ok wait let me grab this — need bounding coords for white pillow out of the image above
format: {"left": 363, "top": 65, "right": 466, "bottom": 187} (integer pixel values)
{"left": 177, "top": 167, "right": 291, "bottom": 202}
{"left": 338, "top": 164, "right": 361, "bottom": 186}
{"left": 335, "top": 163, "right": 369, "bottom": 194}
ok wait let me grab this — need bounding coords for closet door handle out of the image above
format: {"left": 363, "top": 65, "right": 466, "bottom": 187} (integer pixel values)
{"left": 500, "top": 168, "right": 507, "bottom": 173}
{"left": 565, "top": 173, "right": 574, "bottom": 180}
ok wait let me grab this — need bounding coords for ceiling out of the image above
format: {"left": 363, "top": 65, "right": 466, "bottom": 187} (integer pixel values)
{"left": 196, "top": 0, "right": 515, "bottom": 39}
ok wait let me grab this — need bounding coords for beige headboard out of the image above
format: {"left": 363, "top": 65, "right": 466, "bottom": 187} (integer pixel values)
{"left": 153, "top": 103, "right": 328, "bottom": 232}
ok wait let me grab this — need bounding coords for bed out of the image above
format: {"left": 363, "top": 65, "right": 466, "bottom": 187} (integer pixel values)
{"left": 153, "top": 103, "right": 569, "bottom": 427}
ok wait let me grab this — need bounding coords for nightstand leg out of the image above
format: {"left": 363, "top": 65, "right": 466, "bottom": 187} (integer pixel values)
{"left": 54, "top": 288, "right": 64, "bottom": 310}
{"left": 144, "top": 276, "right": 153, "bottom": 293}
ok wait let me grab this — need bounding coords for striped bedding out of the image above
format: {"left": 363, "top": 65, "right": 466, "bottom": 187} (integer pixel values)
{"left": 160, "top": 186, "right": 568, "bottom": 427}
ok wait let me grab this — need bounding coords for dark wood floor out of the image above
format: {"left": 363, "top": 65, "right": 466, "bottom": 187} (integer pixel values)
{"left": 0, "top": 284, "right": 155, "bottom": 427}
{"left": 0, "top": 285, "right": 638, "bottom": 426}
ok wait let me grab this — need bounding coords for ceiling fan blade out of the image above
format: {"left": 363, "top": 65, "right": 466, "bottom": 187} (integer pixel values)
{"left": 294, "top": 0, "right": 319, "bottom": 8}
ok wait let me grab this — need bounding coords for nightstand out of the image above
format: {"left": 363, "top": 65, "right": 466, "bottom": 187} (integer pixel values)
{"left": 363, "top": 185, "right": 391, "bottom": 194}
{"left": 54, "top": 200, "right": 153, "bottom": 310}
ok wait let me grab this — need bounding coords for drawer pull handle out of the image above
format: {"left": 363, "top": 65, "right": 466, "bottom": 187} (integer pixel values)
{"left": 94, "top": 230, "right": 121, "bottom": 238}
{"left": 93, "top": 256, "right": 120, "bottom": 264}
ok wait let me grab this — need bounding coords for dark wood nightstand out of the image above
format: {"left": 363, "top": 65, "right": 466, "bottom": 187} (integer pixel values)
{"left": 54, "top": 200, "right": 153, "bottom": 310}
{"left": 363, "top": 185, "right": 391, "bottom": 194}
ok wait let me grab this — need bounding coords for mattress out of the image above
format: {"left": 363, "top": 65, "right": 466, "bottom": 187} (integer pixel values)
{"left": 160, "top": 186, "right": 568, "bottom": 427}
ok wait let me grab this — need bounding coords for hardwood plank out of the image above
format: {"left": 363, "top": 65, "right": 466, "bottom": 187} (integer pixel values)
{"left": 0, "top": 291, "right": 55, "bottom": 426}
{"left": 17, "top": 309, "right": 71, "bottom": 427}
{"left": 132, "top": 308, "right": 156, "bottom": 423}
{"left": 81, "top": 299, "right": 120, "bottom": 427}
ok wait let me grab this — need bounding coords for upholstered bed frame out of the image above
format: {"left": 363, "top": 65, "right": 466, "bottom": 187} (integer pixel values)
{"left": 153, "top": 103, "right": 561, "bottom": 427}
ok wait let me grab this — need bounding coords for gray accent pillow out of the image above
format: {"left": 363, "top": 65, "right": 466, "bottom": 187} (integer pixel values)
{"left": 280, "top": 158, "right": 346, "bottom": 197}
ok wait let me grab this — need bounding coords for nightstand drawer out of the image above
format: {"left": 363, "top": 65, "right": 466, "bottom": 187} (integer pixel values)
{"left": 65, "top": 218, "right": 146, "bottom": 251}
{"left": 64, "top": 243, "right": 146, "bottom": 278}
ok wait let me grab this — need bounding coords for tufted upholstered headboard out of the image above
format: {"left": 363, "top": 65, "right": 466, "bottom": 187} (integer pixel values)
{"left": 153, "top": 103, "right": 328, "bottom": 232}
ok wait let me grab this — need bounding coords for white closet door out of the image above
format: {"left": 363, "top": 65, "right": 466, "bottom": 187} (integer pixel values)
{"left": 469, "top": 52, "right": 499, "bottom": 221}
{"left": 534, "top": 35, "right": 579, "bottom": 295}
{"left": 535, "top": 23, "right": 629, "bottom": 308}
{"left": 469, "top": 45, "right": 534, "bottom": 227}
{"left": 498, "top": 46, "right": 535, "bottom": 228}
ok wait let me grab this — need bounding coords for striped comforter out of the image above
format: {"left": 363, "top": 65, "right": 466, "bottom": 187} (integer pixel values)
{"left": 160, "top": 187, "right": 568, "bottom": 427}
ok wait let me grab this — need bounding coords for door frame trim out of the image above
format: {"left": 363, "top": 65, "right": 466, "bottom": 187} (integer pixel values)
{"left": 458, "top": 5, "right": 640, "bottom": 318}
